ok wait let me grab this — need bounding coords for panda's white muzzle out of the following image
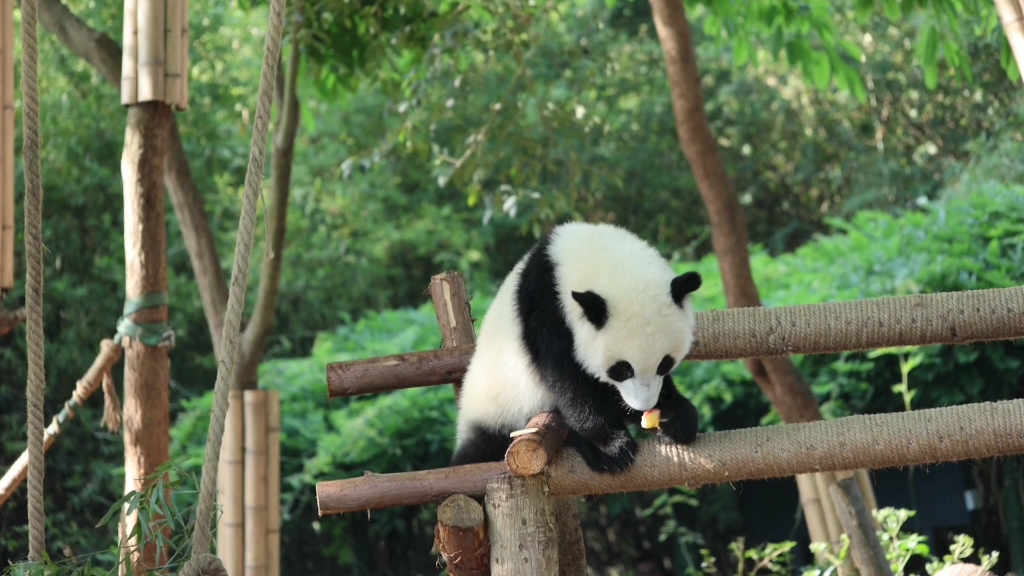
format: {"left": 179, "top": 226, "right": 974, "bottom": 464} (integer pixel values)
{"left": 618, "top": 378, "right": 662, "bottom": 412}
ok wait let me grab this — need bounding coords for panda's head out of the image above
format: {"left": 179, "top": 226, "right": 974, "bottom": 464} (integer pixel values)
{"left": 569, "top": 271, "right": 701, "bottom": 412}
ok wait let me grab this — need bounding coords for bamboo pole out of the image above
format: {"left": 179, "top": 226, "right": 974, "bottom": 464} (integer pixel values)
{"left": 178, "top": 0, "right": 190, "bottom": 110}
{"left": 795, "top": 474, "right": 831, "bottom": 544}
{"left": 993, "top": 0, "right": 1024, "bottom": 81}
{"left": 217, "top": 390, "right": 244, "bottom": 576}
{"left": 244, "top": 391, "right": 268, "bottom": 576}
{"left": 829, "top": 477, "right": 894, "bottom": 576}
{"left": 120, "top": 0, "right": 138, "bottom": 104}
{"left": 266, "top": 391, "right": 281, "bottom": 576}
{"left": 136, "top": 0, "right": 166, "bottom": 101}
{"left": 163, "top": 0, "right": 181, "bottom": 108}
{"left": 813, "top": 472, "right": 844, "bottom": 544}
{"left": 0, "top": 0, "right": 13, "bottom": 290}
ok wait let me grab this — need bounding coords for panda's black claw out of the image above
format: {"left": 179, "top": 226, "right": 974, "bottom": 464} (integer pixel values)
{"left": 658, "top": 415, "right": 699, "bottom": 445}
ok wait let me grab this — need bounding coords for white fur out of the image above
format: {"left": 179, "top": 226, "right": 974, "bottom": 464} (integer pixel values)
{"left": 455, "top": 222, "right": 698, "bottom": 446}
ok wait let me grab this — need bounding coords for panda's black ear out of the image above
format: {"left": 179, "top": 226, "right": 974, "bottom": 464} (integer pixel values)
{"left": 571, "top": 290, "right": 609, "bottom": 329}
{"left": 671, "top": 272, "right": 702, "bottom": 307}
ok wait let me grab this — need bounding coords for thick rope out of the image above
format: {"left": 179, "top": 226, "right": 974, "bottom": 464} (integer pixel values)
{"left": 180, "top": 0, "right": 287, "bottom": 571}
{"left": 690, "top": 285, "right": 1024, "bottom": 360}
{"left": 315, "top": 398, "right": 1024, "bottom": 515}
{"left": 20, "top": 0, "right": 46, "bottom": 560}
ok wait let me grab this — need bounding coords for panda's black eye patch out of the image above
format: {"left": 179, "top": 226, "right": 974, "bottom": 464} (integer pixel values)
{"left": 656, "top": 355, "right": 675, "bottom": 376}
{"left": 607, "top": 361, "right": 634, "bottom": 382}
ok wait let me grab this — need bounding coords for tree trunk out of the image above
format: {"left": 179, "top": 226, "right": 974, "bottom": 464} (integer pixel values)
{"left": 645, "top": 0, "right": 884, "bottom": 565}
{"left": 646, "top": 0, "right": 821, "bottom": 424}
{"left": 119, "top": 101, "right": 172, "bottom": 573}
{"left": 235, "top": 40, "right": 302, "bottom": 391}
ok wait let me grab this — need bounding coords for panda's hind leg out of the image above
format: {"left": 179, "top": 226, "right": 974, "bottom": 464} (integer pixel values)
{"left": 450, "top": 424, "right": 512, "bottom": 466}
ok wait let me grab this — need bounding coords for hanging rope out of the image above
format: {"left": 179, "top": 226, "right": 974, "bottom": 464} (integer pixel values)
{"left": 180, "top": 0, "right": 287, "bottom": 571}
{"left": 19, "top": 0, "right": 47, "bottom": 561}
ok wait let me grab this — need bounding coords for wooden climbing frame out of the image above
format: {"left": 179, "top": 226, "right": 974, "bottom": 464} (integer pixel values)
{"left": 316, "top": 273, "right": 1024, "bottom": 575}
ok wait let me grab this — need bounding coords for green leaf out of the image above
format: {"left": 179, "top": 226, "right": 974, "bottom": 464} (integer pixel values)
{"left": 917, "top": 24, "right": 939, "bottom": 69}
{"left": 734, "top": 35, "right": 752, "bottom": 66}
{"left": 810, "top": 51, "right": 832, "bottom": 89}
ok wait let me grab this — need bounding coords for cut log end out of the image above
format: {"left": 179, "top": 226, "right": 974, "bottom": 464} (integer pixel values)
{"left": 504, "top": 412, "right": 570, "bottom": 477}
{"left": 434, "top": 495, "right": 490, "bottom": 576}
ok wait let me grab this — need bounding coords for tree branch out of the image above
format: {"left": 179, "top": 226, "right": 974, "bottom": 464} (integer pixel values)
{"left": 646, "top": 0, "right": 821, "bottom": 424}
{"left": 36, "top": 0, "right": 229, "bottom": 355}
{"left": 236, "top": 33, "right": 303, "bottom": 389}
{"left": 0, "top": 305, "right": 26, "bottom": 338}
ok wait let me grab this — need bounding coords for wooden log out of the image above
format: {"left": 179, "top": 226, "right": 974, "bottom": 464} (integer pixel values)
{"left": 317, "top": 462, "right": 506, "bottom": 515}
{"left": 485, "top": 475, "right": 559, "bottom": 576}
{"left": 828, "top": 476, "right": 893, "bottom": 576}
{"left": 326, "top": 346, "right": 472, "bottom": 399}
{"left": 429, "top": 270, "right": 476, "bottom": 402}
{"left": 433, "top": 495, "right": 490, "bottom": 576}
{"left": 0, "top": 339, "right": 122, "bottom": 508}
{"left": 324, "top": 285, "right": 1024, "bottom": 398}
{"left": 216, "top": 390, "right": 244, "bottom": 576}
{"left": 316, "top": 398, "right": 1024, "bottom": 516}
{"left": 505, "top": 412, "right": 569, "bottom": 477}
{"left": 428, "top": 271, "right": 489, "bottom": 572}
{"left": 244, "top": 391, "right": 268, "bottom": 576}
{"left": 553, "top": 498, "right": 586, "bottom": 576}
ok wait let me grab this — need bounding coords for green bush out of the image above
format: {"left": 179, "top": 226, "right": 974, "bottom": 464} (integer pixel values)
{"left": 164, "top": 179, "right": 1024, "bottom": 574}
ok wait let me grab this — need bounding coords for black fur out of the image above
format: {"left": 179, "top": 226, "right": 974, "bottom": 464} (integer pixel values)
{"left": 571, "top": 290, "right": 609, "bottom": 329}
{"left": 671, "top": 271, "right": 702, "bottom": 307}
{"left": 450, "top": 235, "right": 700, "bottom": 473}
{"left": 450, "top": 424, "right": 511, "bottom": 467}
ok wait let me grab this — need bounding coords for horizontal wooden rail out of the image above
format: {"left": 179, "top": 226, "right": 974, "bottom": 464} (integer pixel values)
{"left": 327, "top": 286, "right": 1024, "bottom": 399}
{"left": 316, "top": 398, "right": 1024, "bottom": 516}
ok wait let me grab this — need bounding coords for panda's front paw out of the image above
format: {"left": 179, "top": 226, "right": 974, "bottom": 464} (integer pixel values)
{"left": 658, "top": 402, "right": 699, "bottom": 446}
{"left": 588, "top": 432, "right": 638, "bottom": 473}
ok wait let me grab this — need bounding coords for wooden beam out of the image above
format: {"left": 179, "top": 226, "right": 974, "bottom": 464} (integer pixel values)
{"left": 316, "top": 399, "right": 1024, "bottom": 516}
{"left": 325, "top": 286, "right": 1024, "bottom": 399}
{"left": 504, "top": 412, "right": 569, "bottom": 477}
{"left": 326, "top": 346, "right": 472, "bottom": 399}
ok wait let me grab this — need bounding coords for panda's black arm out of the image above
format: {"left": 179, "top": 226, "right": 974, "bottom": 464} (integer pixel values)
{"left": 554, "top": 379, "right": 639, "bottom": 473}
{"left": 654, "top": 374, "right": 700, "bottom": 445}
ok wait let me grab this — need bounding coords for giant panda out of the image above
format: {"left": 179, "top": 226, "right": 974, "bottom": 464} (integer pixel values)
{"left": 451, "top": 221, "right": 702, "bottom": 473}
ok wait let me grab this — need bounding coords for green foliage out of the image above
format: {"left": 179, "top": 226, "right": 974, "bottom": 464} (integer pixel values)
{"left": 3, "top": 460, "right": 198, "bottom": 576}
{"left": 686, "top": 508, "right": 1004, "bottom": 576}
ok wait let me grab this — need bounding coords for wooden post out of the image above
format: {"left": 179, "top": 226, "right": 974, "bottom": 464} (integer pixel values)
{"left": 993, "top": 0, "right": 1024, "bottom": 81}
{"left": 119, "top": 101, "right": 172, "bottom": 575}
{"left": 828, "top": 475, "right": 893, "bottom": 576}
{"left": 485, "top": 475, "right": 559, "bottom": 576}
{"left": 244, "top": 391, "right": 268, "bottom": 576}
{"left": 428, "top": 271, "right": 491, "bottom": 575}
{"left": 217, "top": 389, "right": 244, "bottom": 576}
{"left": 795, "top": 474, "right": 831, "bottom": 545}
{"left": 429, "top": 270, "right": 476, "bottom": 402}
{"left": 266, "top": 391, "right": 282, "bottom": 576}
{"left": 434, "top": 495, "right": 491, "bottom": 576}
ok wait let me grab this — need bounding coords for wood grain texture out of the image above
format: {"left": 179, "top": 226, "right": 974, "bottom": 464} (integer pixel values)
{"left": 505, "top": 412, "right": 569, "bottom": 477}
{"left": 485, "top": 475, "right": 558, "bottom": 576}
{"left": 433, "top": 495, "right": 490, "bottom": 576}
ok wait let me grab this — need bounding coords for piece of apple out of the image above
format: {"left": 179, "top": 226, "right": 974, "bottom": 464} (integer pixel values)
{"left": 641, "top": 409, "right": 661, "bottom": 429}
